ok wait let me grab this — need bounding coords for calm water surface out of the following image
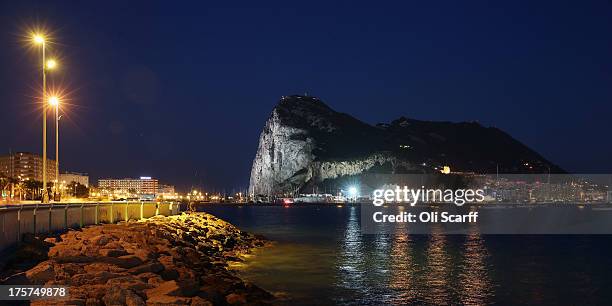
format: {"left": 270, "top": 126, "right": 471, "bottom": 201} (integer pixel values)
{"left": 200, "top": 205, "right": 612, "bottom": 305}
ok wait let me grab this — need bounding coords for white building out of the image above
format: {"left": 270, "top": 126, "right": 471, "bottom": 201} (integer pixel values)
{"left": 98, "top": 177, "right": 159, "bottom": 195}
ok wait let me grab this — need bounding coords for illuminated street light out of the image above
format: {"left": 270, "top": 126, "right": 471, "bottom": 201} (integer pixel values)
{"left": 46, "top": 59, "right": 57, "bottom": 70}
{"left": 33, "top": 34, "right": 44, "bottom": 44}
{"left": 47, "top": 93, "right": 63, "bottom": 201}
{"left": 49, "top": 96, "right": 59, "bottom": 106}
{"left": 29, "top": 29, "right": 64, "bottom": 202}
{"left": 31, "top": 30, "right": 61, "bottom": 203}
{"left": 49, "top": 95, "right": 60, "bottom": 201}
{"left": 32, "top": 32, "right": 50, "bottom": 203}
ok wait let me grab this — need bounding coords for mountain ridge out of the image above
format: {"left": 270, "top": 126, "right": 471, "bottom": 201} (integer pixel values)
{"left": 249, "top": 95, "right": 563, "bottom": 196}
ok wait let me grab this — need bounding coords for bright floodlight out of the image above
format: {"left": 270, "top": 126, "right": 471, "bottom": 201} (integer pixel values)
{"left": 441, "top": 166, "right": 451, "bottom": 175}
{"left": 33, "top": 34, "right": 45, "bottom": 44}
{"left": 348, "top": 186, "right": 358, "bottom": 196}
{"left": 46, "top": 59, "right": 57, "bottom": 70}
{"left": 49, "top": 96, "right": 59, "bottom": 106}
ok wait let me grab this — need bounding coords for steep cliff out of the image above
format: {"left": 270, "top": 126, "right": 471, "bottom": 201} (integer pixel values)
{"left": 249, "top": 95, "right": 562, "bottom": 196}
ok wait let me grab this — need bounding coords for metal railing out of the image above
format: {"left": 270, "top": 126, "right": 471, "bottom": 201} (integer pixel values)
{"left": 0, "top": 202, "right": 179, "bottom": 253}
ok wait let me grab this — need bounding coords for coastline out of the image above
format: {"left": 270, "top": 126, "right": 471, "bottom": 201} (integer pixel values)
{"left": 0, "top": 212, "right": 274, "bottom": 305}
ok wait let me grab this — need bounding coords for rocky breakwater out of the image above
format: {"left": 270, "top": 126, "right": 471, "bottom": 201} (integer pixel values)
{"left": 3, "top": 213, "right": 272, "bottom": 306}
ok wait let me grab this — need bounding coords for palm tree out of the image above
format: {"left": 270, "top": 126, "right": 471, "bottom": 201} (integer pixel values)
{"left": 12, "top": 179, "right": 25, "bottom": 201}
{"left": 24, "top": 180, "right": 43, "bottom": 200}
{"left": 0, "top": 174, "right": 8, "bottom": 196}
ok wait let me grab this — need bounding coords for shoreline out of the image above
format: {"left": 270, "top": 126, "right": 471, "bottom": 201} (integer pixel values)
{"left": 0, "top": 212, "right": 274, "bottom": 305}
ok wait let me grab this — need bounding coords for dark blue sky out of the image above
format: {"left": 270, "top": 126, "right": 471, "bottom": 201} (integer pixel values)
{"left": 1, "top": 1, "right": 611, "bottom": 191}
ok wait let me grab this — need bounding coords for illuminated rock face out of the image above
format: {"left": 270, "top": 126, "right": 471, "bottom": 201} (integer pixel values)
{"left": 249, "top": 108, "right": 316, "bottom": 196}
{"left": 249, "top": 95, "right": 563, "bottom": 196}
{"left": 248, "top": 95, "right": 409, "bottom": 196}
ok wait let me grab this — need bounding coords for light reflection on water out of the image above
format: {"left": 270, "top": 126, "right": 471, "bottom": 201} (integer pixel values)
{"left": 423, "top": 225, "right": 451, "bottom": 305}
{"left": 335, "top": 206, "right": 366, "bottom": 300}
{"left": 201, "top": 205, "right": 610, "bottom": 305}
{"left": 388, "top": 219, "right": 420, "bottom": 305}
{"left": 332, "top": 208, "right": 493, "bottom": 305}
{"left": 459, "top": 229, "right": 494, "bottom": 305}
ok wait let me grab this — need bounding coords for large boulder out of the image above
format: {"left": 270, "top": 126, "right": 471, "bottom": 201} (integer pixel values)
{"left": 25, "top": 261, "right": 56, "bottom": 284}
{"left": 102, "top": 287, "right": 145, "bottom": 306}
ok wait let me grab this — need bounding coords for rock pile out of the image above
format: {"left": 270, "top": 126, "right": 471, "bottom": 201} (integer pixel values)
{"left": 4, "top": 212, "right": 272, "bottom": 306}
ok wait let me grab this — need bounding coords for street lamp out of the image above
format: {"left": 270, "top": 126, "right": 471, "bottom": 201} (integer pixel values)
{"left": 49, "top": 96, "right": 59, "bottom": 106}
{"left": 32, "top": 33, "right": 50, "bottom": 203}
{"left": 33, "top": 34, "right": 44, "bottom": 44}
{"left": 46, "top": 59, "right": 57, "bottom": 70}
{"left": 48, "top": 96, "right": 60, "bottom": 201}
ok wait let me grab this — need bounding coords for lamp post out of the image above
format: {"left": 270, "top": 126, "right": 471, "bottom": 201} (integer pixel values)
{"left": 49, "top": 95, "right": 60, "bottom": 201}
{"left": 32, "top": 34, "right": 50, "bottom": 203}
{"left": 32, "top": 34, "right": 59, "bottom": 203}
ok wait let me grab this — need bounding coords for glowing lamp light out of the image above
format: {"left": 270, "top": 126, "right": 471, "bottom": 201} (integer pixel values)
{"left": 348, "top": 186, "right": 358, "bottom": 196}
{"left": 33, "top": 34, "right": 45, "bottom": 44}
{"left": 441, "top": 166, "right": 451, "bottom": 175}
{"left": 46, "top": 59, "right": 57, "bottom": 70}
{"left": 48, "top": 96, "right": 59, "bottom": 106}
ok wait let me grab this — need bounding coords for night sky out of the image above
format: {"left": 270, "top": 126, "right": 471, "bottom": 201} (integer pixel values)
{"left": 1, "top": 1, "right": 610, "bottom": 192}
